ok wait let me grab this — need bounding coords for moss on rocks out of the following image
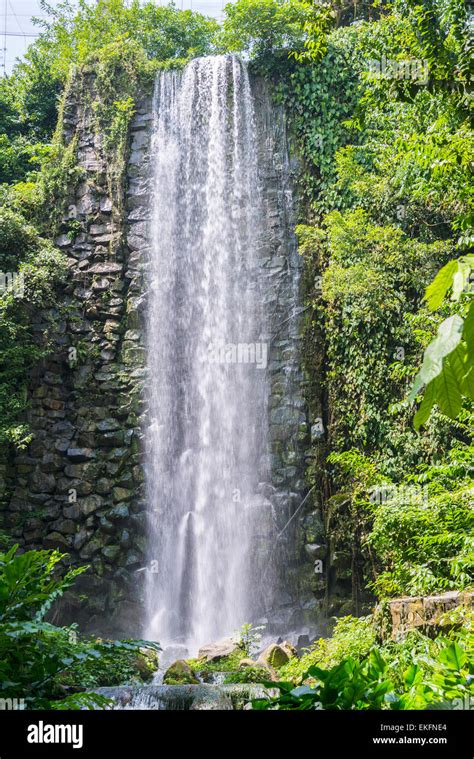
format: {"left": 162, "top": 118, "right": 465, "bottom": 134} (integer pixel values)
{"left": 163, "top": 659, "right": 200, "bottom": 685}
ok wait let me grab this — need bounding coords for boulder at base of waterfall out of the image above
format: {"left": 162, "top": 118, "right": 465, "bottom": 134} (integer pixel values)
{"left": 280, "top": 640, "right": 298, "bottom": 659}
{"left": 163, "top": 660, "right": 200, "bottom": 685}
{"left": 198, "top": 636, "right": 242, "bottom": 663}
{"left": 131, "top": 647, "right": 159, "bottom": 681}
{"left": 257, "top": 643, "right": 294, "bottom": 669}
{"left": 239, "top": 658, "right": 260, "bottom": 669}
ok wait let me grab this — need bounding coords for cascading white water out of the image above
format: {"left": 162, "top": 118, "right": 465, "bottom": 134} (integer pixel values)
{"left": 144, "top": 56, "right": 271, "bottom": 651}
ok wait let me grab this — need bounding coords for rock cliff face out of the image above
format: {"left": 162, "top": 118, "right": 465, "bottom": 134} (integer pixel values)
{"left": 0, "top": 67, "right": 322, "bottom": 637}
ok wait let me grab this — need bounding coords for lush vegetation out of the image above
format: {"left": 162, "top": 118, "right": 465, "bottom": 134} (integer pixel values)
{"left": 0, "top": 0, "right": 472, "bottom": 710}
{"left": 0, "top": 2, "right": 222, "bottom": 709}
{"left": 253, "top": 610, "right": 474, "bottom": 710}
{"left": 0, "top": 0, "right": 218, "bottom": 185}
{"left": 253, "top": 634, "right": 473, "bottom": 710}
{"left": 256, "top": 0, "right": 473, "bottom": 617}
{"left": 0, "top": 0, "right": 218, "bottom": 447}
{"left": 0, "top": 206, "right": 67, "bottom": 445}
{"left": 0, "top": 545, "right": 159, "bottom": 709}
{"left": 232, "top": 0, "right": 472, "bottom": 707}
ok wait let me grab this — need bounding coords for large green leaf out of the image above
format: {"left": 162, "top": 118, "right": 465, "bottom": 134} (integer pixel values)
{"left": 461, "top": 365, "right": 474, "bottom": 399}
{"left": 438, "top": 642, "right": 466, "bottom": 671}
{"left": 413, "top": 377, "right": 436, "bottom": 429}
{"left": 368, "top": 648, "right": 387, "bottom": 675}
{"left": 403, "top": 663, "right": 421, "bottom": 687}
{"left": 424, "top": 259, "right": 458, "bottom": 311}
{"left": 409, "top": 314, "right": 464, "bottom": 400}
{"left": 451, "top": 260, "right": 472, "bottom": 301}
{"left": 463, "top": 300, "right": 474, "bottom": 354}
{"left": 446, "top": 343, "right": 468, "bottom": 386}
{"left": 433, "top": 358, "right": 463, "bottom": 418}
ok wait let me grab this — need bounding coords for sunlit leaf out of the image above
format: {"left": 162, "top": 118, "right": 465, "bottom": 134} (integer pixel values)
{"left": 409, "top": 314, "right": 464, "bottom": 400}
{"left": 424, "top": 260, "right": 457, "bottom": 311}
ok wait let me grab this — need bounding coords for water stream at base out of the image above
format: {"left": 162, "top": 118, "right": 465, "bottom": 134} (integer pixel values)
{"left": 94, "top": 684, "right": 269, "bottom": 710}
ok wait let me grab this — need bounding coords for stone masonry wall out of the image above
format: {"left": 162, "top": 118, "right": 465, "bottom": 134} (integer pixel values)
{"left": 251, "top": 79, "right": 321, "bottom": 634}
{"left": 380, "top": 590, "right": 474, "bottom": 640}
{"left": 1, "top": 71, "right": 149, "bottom": 637}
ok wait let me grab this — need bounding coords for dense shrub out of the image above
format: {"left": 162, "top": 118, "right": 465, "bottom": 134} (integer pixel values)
{"left": 253, "top": 634, "right": 474, "bottom": 710}
{"left": 0, "top": 545, "right": 159, "bottom": 709}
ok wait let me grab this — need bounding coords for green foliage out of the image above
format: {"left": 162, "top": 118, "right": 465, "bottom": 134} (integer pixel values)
{"left": 0, "top": 208, "right": 67, "bottom": 446}
{"left": 0, "top": 208, "right": 42, "bottom": 272}
{"left": 252, "top": 633, "right": 474, "bottom": 710}
{"left": 60, "top": 643, "right": 159, "bottom": 689}
{"left": 224, "top": 666, "right": 270, "bottom": 684}
{"left": 288, "top": 2, "right": 472, "bottom": 612}
{"left": 291, "top": 1, "right": 334, "bottom": 63}
{"left": 235, "top": 622, "right": 265, "bottom": 656}
{"left": 319, "top": 209, "right": 448, "bottom": 454}
{"left": 410, "top": 256, "right": 474, "bottom": 427}
{"left": 392, "top": 0, "right": 472, "bottom": 104}
{"left": 0, "top": 50, "right": 62, "bottom": 184}
{"left": 368, "top": 441, "right": 474, "bottom": 597}
{"left": 37, "top": 129, "right": 82, "bottom": 234}
{"left": 0, "top": 136, "right": 40, "bottom": 187}
{"left": 280, "top": 615, "right": 377, "bottom": 681}
{"left": 0, "top": 544, "right": 86, "bottom": 622}
{"left": 325, "top": 432, "right": 474, "bottom": 600}
{"left": 220, "top": 0, "right": 311, "bottom": 57}
{"left": 0, "top": 546, "right": 160, "bottom": 708}
{"left": 186, "top": 648, "right": 246, "bottom": 674}
{"left": 284, "top": 8, "right": 472, "bottom": 227}
{"left": 0, "top": 0, "right": 218, "bottom": 189}
{"left": 36, "top": 0, "right": 219, "bottom": 76}
{"left": 276, "top": 28, "right": 361, "bottom": 208}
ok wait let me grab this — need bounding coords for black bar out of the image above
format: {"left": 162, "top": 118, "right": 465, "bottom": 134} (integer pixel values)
{"left": 0, "top": 709, "right": 471, "bottom": 757}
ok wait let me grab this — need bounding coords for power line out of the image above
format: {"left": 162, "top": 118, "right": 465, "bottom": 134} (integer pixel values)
{"left": 3, "top": 31, "right": 39, "bottom": 37}
{"left": 8, "top": 0, "right": 27, "bottom": 43}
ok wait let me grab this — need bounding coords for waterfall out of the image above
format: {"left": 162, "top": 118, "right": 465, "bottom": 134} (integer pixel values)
{"left": 144, "top": 56, "right": 272, "bottom": 651}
